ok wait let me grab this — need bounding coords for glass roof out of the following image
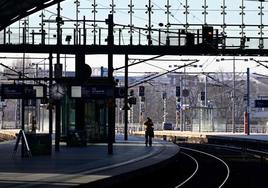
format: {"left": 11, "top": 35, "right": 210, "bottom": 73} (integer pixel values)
{"left": 0, "top": 0, "right": 63, "bottom": 30}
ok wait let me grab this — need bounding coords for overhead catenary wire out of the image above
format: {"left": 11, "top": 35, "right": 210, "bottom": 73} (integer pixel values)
{"left": 0, "top": 62, "right": 47, "bottom": 86}
{"left": 129, "top": 60, "right": 199, "bottom": 88}
{"left": 114, "top": 54, "right": 165, "bottom": 71}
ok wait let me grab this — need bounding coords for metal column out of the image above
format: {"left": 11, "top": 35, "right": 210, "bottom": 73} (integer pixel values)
{"left": 247, "top": 68, "right": 250, "bottom": 135}
{"left": 124, "top": 54, "right": 129, "bottom": 140}
{"left": 107, "top": 14, "right": 115, "bottom": 154}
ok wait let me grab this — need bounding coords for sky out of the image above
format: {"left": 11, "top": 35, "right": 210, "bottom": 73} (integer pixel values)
{"left": 1, "top": 0, "right": 268, "bottom": 77}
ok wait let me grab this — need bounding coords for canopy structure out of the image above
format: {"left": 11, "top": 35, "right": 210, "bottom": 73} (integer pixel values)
{"left": 0, "top": 0, "right": 63, "bottom": 30}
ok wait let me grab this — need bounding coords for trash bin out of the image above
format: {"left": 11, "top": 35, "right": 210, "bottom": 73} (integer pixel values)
{"left": 26, "top": 133, "right": 52, "bottom": 155}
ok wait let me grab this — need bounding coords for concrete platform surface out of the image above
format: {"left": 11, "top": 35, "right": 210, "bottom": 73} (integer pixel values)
{"left": 0, "top": 134, "right": 179, "bottom": 188}
{"left": 135, "top": 131, "right": 268, "bottom": 141}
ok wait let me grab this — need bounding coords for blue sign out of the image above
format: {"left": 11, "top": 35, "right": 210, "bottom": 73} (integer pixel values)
{"left": 71, "top": 85, "right": 114, "bottom": 99}
{"left": 255, "top": 100, "right": 268, "bottom": 108}
{"left": 83, "top": 85, "right": 113, "bottom": 98}
{"left": 1, "top": 84, "right": 46, "bottom": 99}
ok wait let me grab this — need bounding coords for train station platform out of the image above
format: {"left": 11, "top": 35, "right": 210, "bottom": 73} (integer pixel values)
{"left": 134, "top": 130, "right": 268, "bottom": 151}
{"left": 0, "top": 133, "right": 179, "bottom": 188}
{"left": 134, "top": 130, "right": 268, "bottom": 142}
{"left": 1, "top": 129, "right": 267, "bottom": 187}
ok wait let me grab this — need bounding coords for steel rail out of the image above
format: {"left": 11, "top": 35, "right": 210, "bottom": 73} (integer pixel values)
{"left": 205, "top": 143, "right": 268, "bottom": 159}
{"left": 180, "top": 146, "right": 230, "bottom": 188}
{"left": 175, "top": 151, "right": 199, "bottom": 188}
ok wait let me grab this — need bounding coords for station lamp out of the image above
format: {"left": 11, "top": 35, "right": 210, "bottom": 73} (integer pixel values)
{"left": 202, "top": 26, "right": 213, "bottom": 44}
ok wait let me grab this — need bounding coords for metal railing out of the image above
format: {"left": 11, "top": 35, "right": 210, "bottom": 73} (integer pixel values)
{"left": 1, "top": 25, "right": 268, "bottom": 49}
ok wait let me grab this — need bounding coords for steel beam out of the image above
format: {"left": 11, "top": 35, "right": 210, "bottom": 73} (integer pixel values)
{"left": 0, "top": 44, "right": 268, "bottom": 56}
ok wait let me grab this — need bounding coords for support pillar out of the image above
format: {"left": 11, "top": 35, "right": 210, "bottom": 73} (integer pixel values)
{"left": 55, "top": 101, "right": 61, "bottom": 151}
{"left": 124, "top": 54, "right": 129, "bottom": 141}
{"left": 246, "top": 68, "right": 250, "bottom": 135}
{"left": 75, "top": 53, "right": 85, "bottom": 131}
{"left": 107, "top": 14, "right": 115, "bottom": 154}
{"left": 48, "top": 53, "right": 53, "bottom": 151}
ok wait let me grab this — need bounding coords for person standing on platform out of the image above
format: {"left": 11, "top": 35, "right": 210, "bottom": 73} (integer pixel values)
{"left": 144, "top": 117, "right": 154, "bottom": 147}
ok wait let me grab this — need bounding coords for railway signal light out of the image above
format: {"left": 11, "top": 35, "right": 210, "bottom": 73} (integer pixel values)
{"left": 139, "top": 86, "right": 145, "bottom": 96}
{"left": 201, "top": 91, "right": 205, "bottom": 101}
{"left": 162, "top": 92, "right": 167, "bottom": 99}
{"left": 176, "top": 86, "right": 180, "bottom": 97}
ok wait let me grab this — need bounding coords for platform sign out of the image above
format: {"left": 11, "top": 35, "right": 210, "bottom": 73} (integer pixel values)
{"left": 85, "top": 85, "right": 113, "bottom": 98}
{"left": 1, "top": 84, "right": 46, "bottom": 99}
{"left": 255, "top": 100, "right": 268, "bottom": 108}
{"left": 1, "top": 84, "right": 23, "bottom": 99}
{"left": 71, "top": 85, "right": 113, "bottom": 99}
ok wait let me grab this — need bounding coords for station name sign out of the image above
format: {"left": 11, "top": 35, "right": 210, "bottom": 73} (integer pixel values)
{"left": 1, "top": 84, "right": 46, "bottom": 99}
{"left": 70, "top": 85, "right": 125, "bottom": 99}
{"left": 70, "top": 85, "right": 113, "bottom": 99}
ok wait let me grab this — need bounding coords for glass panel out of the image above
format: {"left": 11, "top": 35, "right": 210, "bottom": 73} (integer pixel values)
{"left": 99, "top": 102, "right": 107, "bottom": 138}
{"left": 69, "top": 100, "right": 76, "bottom": 131}
{"left": 84, "top": 99, "right": 108, "bottom": 142}
{"left": 61, "top": 97, "right": 75, "bottom": 137}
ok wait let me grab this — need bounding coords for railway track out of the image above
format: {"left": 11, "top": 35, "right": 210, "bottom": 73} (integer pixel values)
{"left": 88, "top": 143, "right": 268, "bottom": 188}
{"left": 176, "top": 143, "right": 268, "bottom": 188}
{"left": 175, "top": 146, "right": 230, "bottom": 188}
